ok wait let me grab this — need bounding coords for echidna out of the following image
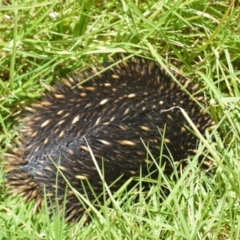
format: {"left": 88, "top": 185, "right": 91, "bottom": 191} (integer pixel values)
{"left": 5, "top": 57, "right": 213, "bottom": 222}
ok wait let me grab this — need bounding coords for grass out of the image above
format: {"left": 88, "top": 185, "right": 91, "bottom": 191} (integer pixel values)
{"left": 0, "top": 0, "right": 240, "bottom": 239}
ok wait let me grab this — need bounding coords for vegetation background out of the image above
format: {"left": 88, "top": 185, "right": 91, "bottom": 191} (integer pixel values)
{"left": 0, "top": 0, "right": 240, "bottom": 239}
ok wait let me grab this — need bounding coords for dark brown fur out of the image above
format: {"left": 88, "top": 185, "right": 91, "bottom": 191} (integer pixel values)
{"left": 5, "top": 57, "right": 213, "bottom": 222}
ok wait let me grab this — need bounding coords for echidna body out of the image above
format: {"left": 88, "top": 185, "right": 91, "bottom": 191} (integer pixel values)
{"left": 5, "top": 58, "right": 212, "bottom": 222}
